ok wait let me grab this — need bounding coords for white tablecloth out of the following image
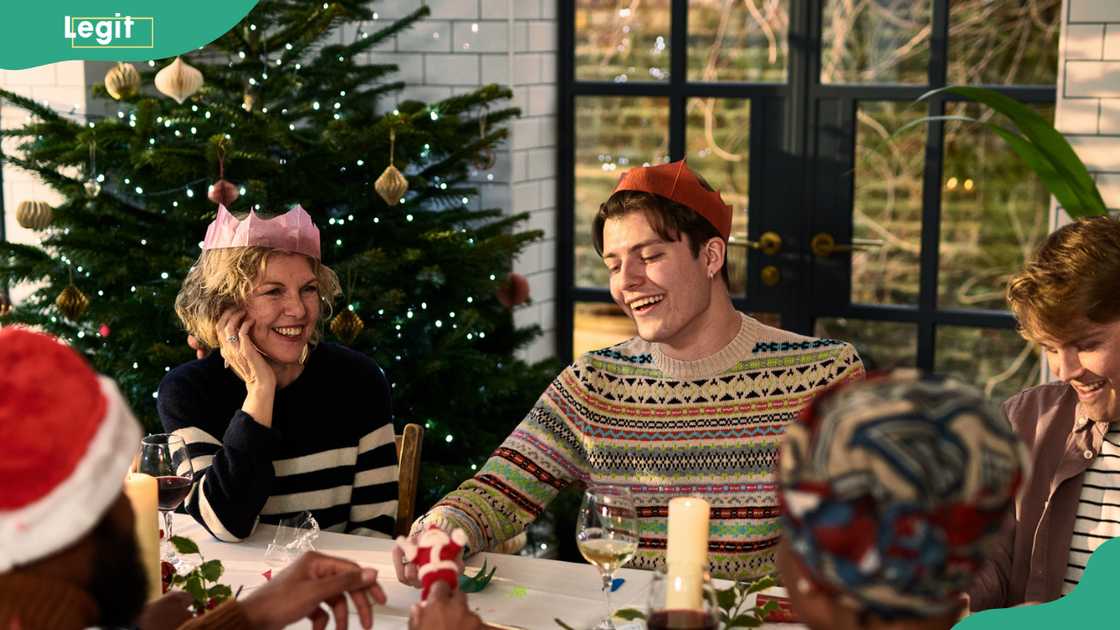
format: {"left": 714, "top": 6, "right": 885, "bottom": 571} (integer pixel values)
{"left": 172, "top": 514, "right": 799, "bottom": 629}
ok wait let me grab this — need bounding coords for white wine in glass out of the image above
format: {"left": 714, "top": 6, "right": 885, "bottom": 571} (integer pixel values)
{"left": 577, "top": 534, "right": 638, "bottom": 575}
{"left": 576, "top": 485, "right": 638, "bottom": 630}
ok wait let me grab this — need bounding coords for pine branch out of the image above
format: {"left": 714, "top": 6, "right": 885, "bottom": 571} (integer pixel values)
{"left": 0, "top": 88, "right": 70, "bottom": 124}
{"left": 340, "top": 5, "right": 431, "bottom": 58}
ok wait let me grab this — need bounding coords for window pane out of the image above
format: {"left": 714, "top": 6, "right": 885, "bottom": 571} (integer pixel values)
{"left": 814, "top": 318, "right": 917, "bottom": 371}
{"left": 686, "top": 98, "right": 750, "bottom": 296}
{"left": 852, "top": 101, "right": 926, "bottom": 306}
{"left": 948, "top": 0, "right": 1060, "bottom": 86}
{"left": 573, "top": 301, "right": 636, "bottom": 360}
{"left": 688, "top": 0, "right": 789, "bottom": 83}
{"left": 938, "top": 103, "right": 1053, "bottom": 311}
{"left": 575, "top": 97, "right": 670, "bottom": 288}
{"left": 935, "top": 326, "right": 1040, "bottom": 402}
{"left": 576, "top": 0, "right": 670, "bottom": 82}
{"left": 821, "top": 0, "right": 930, "bottom": 84}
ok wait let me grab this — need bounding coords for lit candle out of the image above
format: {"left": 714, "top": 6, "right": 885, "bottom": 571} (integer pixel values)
{"left": 665, "top": 496, "right": 710, "bottom": 610}
{"left": 124, "top": 472, "right": 161, "bottom": 601}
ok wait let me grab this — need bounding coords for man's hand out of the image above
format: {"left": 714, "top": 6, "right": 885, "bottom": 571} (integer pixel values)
{"left": 393, "top": 530, "right": 466, "bottom": 588}
{"left": 137, "top": 591, "right": 193, "bottom": 630}
{"left": 408, "top": 581, "right": 485, "bottom": 630}
{"left": 240, "top": 550, "right": 387, "bottom": 630}
{"left": 393, "top": 542, "right": 422, "bottom": 588}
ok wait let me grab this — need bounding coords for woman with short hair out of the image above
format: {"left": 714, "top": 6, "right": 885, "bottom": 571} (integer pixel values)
{"left": 159, "top": 205, "right": 398, "bottom": 542}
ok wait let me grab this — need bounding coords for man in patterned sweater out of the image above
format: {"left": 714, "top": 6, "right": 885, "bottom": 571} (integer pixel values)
{"left": 394, "top": 160, "right": 864, "bottom": 582}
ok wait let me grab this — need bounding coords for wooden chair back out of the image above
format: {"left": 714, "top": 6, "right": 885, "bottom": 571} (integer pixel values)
{"left": 394, "top": 423, "right": 424, "bottom": 537}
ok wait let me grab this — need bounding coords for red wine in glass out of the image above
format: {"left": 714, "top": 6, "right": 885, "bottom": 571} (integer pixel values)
{"left": 157, "top": 475, "right": 193, "bottom": 511}
{"left": 647, "top": 610, "right": 718, "bottom": 630}
{"left": 139, "top": 433, "right": 194, "bottom": 565}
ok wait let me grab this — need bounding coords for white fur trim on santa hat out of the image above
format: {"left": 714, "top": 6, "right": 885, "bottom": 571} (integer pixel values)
{"left": 0, "top": 376, "right": 142, "bottom": 571}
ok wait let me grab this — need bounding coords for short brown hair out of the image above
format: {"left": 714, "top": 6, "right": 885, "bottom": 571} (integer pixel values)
{"left": 1007, "top": 216, "right": 1120, "bottom": 342}
{"left": 174, "top": 247, "right": 342, "bottom": 350}
{"left": 592, "top": 190, "right": 730, "bottom": 284}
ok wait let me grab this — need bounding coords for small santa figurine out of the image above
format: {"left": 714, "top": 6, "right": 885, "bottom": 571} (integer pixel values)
{"left": 395, "top": 525, "right": 468, "bottom": 600}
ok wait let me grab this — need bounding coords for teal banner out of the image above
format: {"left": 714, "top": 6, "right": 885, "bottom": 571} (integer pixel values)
{"left": 0, "top": 1, "right": 259, "bottom": 69}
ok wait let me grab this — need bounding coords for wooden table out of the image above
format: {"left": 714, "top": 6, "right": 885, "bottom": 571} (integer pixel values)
{"left": 172, "top": 514, "right": 798, "bottom": 629}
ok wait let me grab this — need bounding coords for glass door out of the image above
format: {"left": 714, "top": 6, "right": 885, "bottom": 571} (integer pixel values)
{"left": 558, "top": 0, "right": 1060, "bottom": 399}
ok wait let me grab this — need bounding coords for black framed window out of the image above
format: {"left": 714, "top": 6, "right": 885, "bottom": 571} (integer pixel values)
{"left": 558, "top": 0, "right": 1060, "bottom": 400}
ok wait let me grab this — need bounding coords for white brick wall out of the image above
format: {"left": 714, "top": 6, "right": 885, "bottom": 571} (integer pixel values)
{"left": 369, "top": 0, "right": 557, "bottom": 363}
{"left": 0, "top": 61, "right": 114, "bottom": 303}
{"left": 1057, "top": 0, "right": 1120, "bottom": 216}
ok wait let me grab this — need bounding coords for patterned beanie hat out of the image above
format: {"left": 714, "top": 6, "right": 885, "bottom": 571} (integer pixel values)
{"left": 778, "top": 370, "right": 1025, "bottom": 619}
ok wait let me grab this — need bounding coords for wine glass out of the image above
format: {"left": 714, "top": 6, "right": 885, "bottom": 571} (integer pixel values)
{"left": 138, "top": 433, "right": 194, "bottom": 565}
{"left": 576, "top": 485, "right": 639, "bottom": 630}
{"left": 646, "top": 565, "right": 719, "bottom": 630}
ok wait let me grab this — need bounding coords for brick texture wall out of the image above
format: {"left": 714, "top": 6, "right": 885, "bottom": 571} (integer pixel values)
{"left": 0, "top": 61, "right": 114, "bottom": 302}
{"left": 1056, "top": 0, "right": 1120, "bottom": 218}
{"left": 361, "top": 0, "right": 558, "bottom": 363}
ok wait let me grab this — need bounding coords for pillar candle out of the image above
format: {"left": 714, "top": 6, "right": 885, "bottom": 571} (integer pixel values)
{"left": 124, "top": 472, "right": 162, "bottom": 602}
{"left": 664, "top": 496, "right": 710, "bottom": 610}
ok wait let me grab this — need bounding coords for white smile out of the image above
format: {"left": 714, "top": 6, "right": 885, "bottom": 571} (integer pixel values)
{"left": 273, "top": 326, "right": 304, "bottom": 337}
{"left": 1073, "top": 380, "right": 1108, "bottom": 397}
{"left": 627, "top": 295, "right": 664, "bottom": 311}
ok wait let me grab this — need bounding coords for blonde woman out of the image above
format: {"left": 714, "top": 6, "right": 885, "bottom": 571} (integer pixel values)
{"left": 159, "top": 205, "right": 398, "bottom": 542}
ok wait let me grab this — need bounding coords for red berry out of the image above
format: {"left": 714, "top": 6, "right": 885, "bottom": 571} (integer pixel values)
{"left": 206, "top": 597, "right": 218, "bottom": 610}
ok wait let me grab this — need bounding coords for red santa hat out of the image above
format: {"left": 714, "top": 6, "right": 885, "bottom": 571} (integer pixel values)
{"left": 0, "top": 327, "right": 141, "bottom": 571}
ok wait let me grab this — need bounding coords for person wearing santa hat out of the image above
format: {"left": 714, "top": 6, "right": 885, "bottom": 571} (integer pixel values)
{"left": 396, "top": 160, "right": 865, "bottom": 586}
{"left": 0, "top": 327, "right": 391, "bottom": 630}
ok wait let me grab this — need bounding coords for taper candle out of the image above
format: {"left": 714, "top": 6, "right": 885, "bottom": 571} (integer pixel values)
{"left": 124, "top": 472, "right": 161, "bottom": 601}
{"left": 664, "top": 496, "right": 710, "bottom": 610}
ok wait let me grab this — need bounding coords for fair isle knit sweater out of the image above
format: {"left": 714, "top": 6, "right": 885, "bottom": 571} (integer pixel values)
{"left": 414, "top": 313, "right": 864, "bottom": 580}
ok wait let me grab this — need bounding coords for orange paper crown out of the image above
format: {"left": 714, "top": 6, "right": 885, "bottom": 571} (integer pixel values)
{"left": 611, "top": 160, "right": 732, "bottom": 239}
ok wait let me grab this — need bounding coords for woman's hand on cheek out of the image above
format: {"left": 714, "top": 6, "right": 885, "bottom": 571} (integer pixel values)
{"left": 238, "top": 316, "right": 276, "bottom": 390}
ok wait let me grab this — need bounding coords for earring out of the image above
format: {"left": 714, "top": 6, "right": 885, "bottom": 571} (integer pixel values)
{"left": 299, "top": 344, "right": 309, "bottom": 365}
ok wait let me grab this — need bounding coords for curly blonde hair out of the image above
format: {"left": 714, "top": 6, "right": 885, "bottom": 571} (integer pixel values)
{"left": 174, "top": 247, "right": 342, "bottom": 350}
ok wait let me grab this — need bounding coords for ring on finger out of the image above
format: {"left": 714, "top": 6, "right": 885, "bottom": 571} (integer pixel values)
{"left": 227, "top": 334, "right": 239, "bottom": 343}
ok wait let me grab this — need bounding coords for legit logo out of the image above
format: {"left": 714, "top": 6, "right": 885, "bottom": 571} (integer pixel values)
{"left": 64, "top": 14, "right": 154, "bottom": 48}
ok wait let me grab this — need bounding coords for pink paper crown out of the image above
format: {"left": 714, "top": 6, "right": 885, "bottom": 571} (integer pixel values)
{"left": 202, "top": 204, "right": 321, "bottom": 260}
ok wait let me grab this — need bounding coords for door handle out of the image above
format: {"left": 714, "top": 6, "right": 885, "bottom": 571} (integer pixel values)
{"left": 729, "top": 231, "right": 782, "bottom": 256}
{"left": 810, "top": 233, "right": 884, "bottom": 258}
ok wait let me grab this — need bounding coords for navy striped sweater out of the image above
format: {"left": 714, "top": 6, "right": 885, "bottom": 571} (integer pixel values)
{"left": 157, "top": 342, "right": 398, "bottom": 541}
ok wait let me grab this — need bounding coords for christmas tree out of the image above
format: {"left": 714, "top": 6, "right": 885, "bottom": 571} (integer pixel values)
{"left": 0, "top": 1, "right": 559, "bottom": 506}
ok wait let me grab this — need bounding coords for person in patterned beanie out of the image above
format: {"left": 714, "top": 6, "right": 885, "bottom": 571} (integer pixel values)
{"left": 776, "top": 370, "right": 1025, "bottom": 629}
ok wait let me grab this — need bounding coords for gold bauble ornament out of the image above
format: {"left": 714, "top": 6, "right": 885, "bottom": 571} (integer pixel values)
{"left": 472, "top": 148, "right": 496, "bottom": 171}
{"left": 375, "top": 164, "right": 408, "bottom": 206}
{"left": 330, "top": 309, "right": 365, "bottom": 344}
{"left": 15, "top": 200, "right": 53, "bottom": 230}
{"left": 83, "top": 179, "right": 102, "bottom": 198}
{"left": 242, "top": 90, "right": 257, "bottom": 112}
{"left": 104, "top": 62, "right": 140, "bottom": 100}
{"left": 56, "top": 284, "right": 90, "bottom": 321}
{"left": 155, "top": 56, "right": 204, "bottom": 104}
